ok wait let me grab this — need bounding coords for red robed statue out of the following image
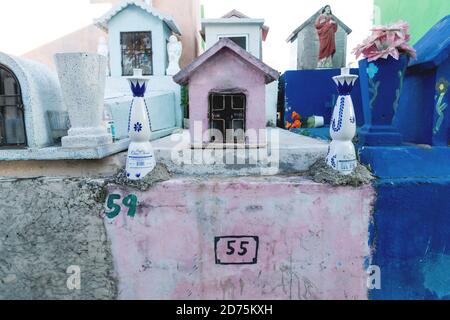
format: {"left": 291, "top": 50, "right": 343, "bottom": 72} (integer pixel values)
{"left": 315, "top": 5, "right": 337, "bottom": 68}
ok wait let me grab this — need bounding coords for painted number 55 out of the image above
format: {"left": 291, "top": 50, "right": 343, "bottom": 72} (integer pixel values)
{"left": 215, "top": 236, "right": 259, "bottom": 265}
{"left": 226, "top": 240, "right": 249, "bottom": 256}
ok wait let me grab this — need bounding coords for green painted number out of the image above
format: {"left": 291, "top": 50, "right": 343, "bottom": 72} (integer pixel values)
{"left": 105, "top": 194, "right": 121, "bottom": 219}
{"left": 122, "top": 194, "right": 138, "bottom": 218}
{"left": 105, "top": 194, "right": 139, "bottom": 219}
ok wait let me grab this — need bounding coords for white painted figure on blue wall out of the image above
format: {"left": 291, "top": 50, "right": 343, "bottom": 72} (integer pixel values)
{"left": 126, "top": 68, "right": 156, "bottom": 180}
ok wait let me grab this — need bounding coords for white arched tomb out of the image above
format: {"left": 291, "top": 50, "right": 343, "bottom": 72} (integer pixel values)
{"left": 0, "top": 52, "right": 65, "bottom": 149}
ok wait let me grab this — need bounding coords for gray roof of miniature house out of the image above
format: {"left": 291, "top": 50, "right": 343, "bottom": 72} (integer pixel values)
{"left": 173, "top": 38, "right": 279, "bottom": 86}
{"left": 94, "top": 0, "right": 181, "bottom": 35}
{"left": 286, "top": 7, "right": 352, "bottom": 43}
{"left": 201, "top": 9, "right": 269, "bottom": 41}
{"left": 408, "top": 14, "right": 450, "bottom": 73}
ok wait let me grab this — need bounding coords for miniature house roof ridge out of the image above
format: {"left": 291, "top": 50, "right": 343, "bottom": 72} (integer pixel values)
{"left": 286, "top": 7, "right": 352, "bottom": 43}
{"left": 221, "top": 9, "right": 250, "bottom": 19}
{"left": 94, "top": 0, "right": 181, "bottom": 35}
{"left": 173, "top": 38, "right": 279, "bottom": 86}
{"left": 201, "top": 9, "right": 270, "bottom": 41}
{"left": 408, "top": 14, "right": 450, "bottom": 73}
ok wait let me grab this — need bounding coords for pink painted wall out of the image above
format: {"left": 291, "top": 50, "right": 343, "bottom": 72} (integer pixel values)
{"left": 188, "top": 49, "right": 267, "bottom": 145}
{"left": 105, "top": 176, "right": 374, "bottom": 300}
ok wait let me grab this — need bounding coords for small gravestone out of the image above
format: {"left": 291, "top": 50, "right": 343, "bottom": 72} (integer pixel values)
{"left": 94, "top": 0, "right": 181, "bottom": 77}
{"left": 173, "top": 38, "right": 279, "bottom": 147}
{"left": 287, "top": 5, "right": 352, "bottom": 70}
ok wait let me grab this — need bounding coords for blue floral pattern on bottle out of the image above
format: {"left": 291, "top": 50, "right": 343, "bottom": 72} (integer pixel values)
{"left": 331, "top": 155, "right": 337, "bottom": 169}
{"left": 336, "top": 81, "right": 354, "bottom": 96}
{"left": 134, "top": 122, "right": 143, "bottom": 132}
{"left": 130, "top": 81, "right": 146, "bottom": 97}
{"left": 128, "top": 100, "right": 152, "bottom": 132}
{"left": 144, "top": 99, "right": 153, "bottom": 131}
{"left": 332, "top": 96, "right": 346, "bottom": 132}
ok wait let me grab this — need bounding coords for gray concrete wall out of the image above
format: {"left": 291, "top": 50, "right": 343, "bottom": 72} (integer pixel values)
{"left": 0, "top": 153, "right": 126, "bottom": 179}
{"left": 0, "top": 177, "right": 117, "bottom": 299}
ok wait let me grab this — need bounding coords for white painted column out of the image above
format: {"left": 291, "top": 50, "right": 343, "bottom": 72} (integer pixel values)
{"left": 55, "top": 52, "right": 112, "bottom": 149}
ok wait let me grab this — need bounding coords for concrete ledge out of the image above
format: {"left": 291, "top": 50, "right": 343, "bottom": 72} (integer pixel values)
{"left": 0, "top": 139, "right": 130, "bottom": 161}
{"left": 152, "top": 128, "right": 329, "bottom": 176}
{"left": 150, "top": 127, "right": 180, "bottom": 141}
{"left": 0, "top": 153, "right": 126, "bottom": 178}
{"left": 0, "top": 129, "right": 329, "bottom": 178}
{"left": 359, "top": 146, "right": 450, "bottom": 179}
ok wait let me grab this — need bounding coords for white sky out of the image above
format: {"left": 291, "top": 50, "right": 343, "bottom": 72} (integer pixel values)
{"left": 0, "top": 0, "right": 374, "bottom": 71}
{"left": 0, "top": 0, "right": 110, "bottom": 55}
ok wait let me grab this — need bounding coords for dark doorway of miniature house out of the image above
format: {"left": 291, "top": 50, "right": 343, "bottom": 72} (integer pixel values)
{"left": 209, "top": 92, "right": 246, "bottom": 144}
{"left": 0, "top": 64, "right": 26, "bottom": 147}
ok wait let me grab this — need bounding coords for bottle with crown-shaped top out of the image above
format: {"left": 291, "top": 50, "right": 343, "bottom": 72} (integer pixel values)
{"left": 126, "top": 69, "right": 156, "bottom": 180}
{"left": 327, "top": 68, "right": 359, "bottom": 175}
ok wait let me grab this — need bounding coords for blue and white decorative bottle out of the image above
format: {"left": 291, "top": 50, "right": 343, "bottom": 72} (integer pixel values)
{"left": 126, "top": 69, "right": 156, "bottom": 180}
{"left": 327, "top": 68, "right": 359, "bottom": 175}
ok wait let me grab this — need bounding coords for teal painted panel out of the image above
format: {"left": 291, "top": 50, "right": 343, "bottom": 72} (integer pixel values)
{"left": 148, "top": 92, "right": 176, "bottom": 131}
{"left": 107, "top": 92, "right": 176, "bottom": 140}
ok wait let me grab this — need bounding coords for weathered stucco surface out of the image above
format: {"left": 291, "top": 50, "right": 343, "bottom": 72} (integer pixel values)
{"left": 0, "top": 178, "right": 116, "bottom": 300}
{"left": 0, "top": 156, "right": 375, "bottom": 300}
{"left": 105, "top": 176, "right": 374, "bottom": 300}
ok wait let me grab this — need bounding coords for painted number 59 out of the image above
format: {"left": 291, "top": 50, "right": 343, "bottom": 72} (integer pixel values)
{"left": 105, "top": 193, "right": 138, "bottom": 219}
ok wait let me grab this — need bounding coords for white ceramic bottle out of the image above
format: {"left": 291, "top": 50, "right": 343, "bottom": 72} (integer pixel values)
{"left": 327, "top": 68, "right": 359, "bottom": 175}
{"left": 126, "top": 69, "right": 156, "bottom": 180}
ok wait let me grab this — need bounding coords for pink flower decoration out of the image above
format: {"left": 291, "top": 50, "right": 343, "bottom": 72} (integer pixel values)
{"left": 352, "top": 21, "right": 417, "bottom": 62}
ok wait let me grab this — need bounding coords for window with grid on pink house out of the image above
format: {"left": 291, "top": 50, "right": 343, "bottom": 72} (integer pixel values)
{"left": 173, "top": 38, "right": 279, "bottom": 147}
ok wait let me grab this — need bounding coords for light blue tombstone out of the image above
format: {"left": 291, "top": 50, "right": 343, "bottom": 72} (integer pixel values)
{"left": 95, "top": 0, "right": 183, "bottom": 139}
{"left": 95, "top": 0, "right": 181, "bottom": 77}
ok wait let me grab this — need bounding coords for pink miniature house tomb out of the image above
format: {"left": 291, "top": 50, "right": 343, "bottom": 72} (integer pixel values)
{"left": 173, "top": 38, "right": 279, "bottom": 147}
